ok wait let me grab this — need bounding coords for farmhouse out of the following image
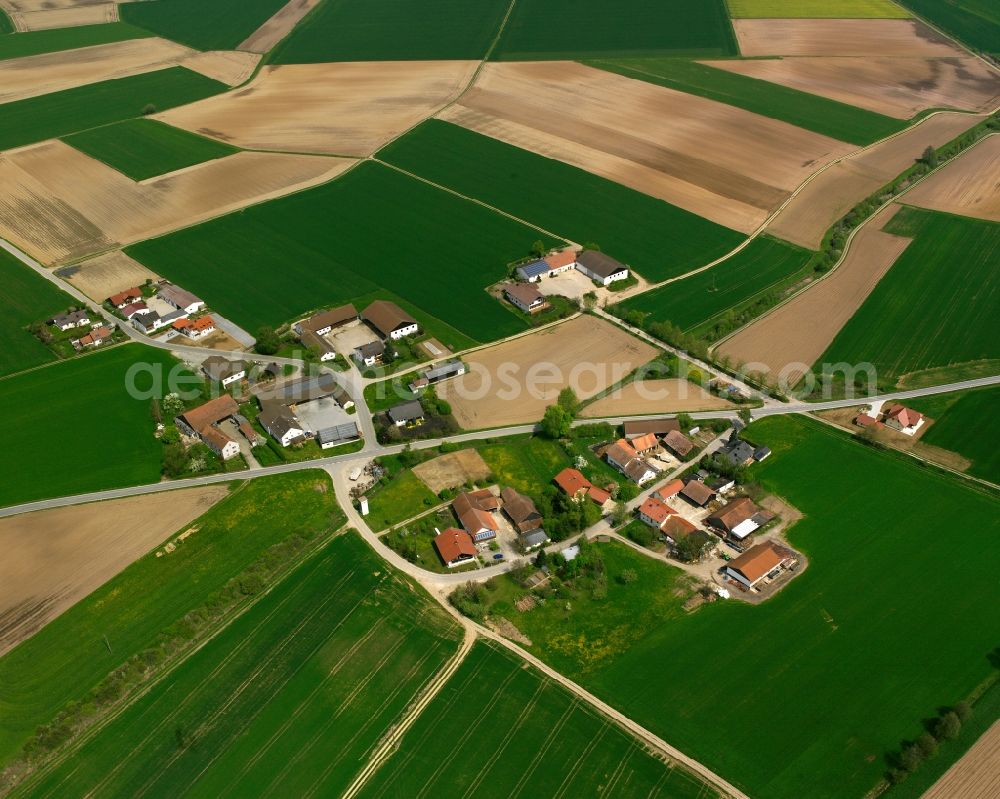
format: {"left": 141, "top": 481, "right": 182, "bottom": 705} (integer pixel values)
{"left": 107, "top": 287, "right": 142, "bottom": 308}
{"left": 316, "top": 423, "right": 361, "bottom": 449}
{"left": 258, "top": 403, "right": 307, "bottom": 447}
{"left": 49, "top": 309, "right": 91, "bottom": 331}
{"left": 624, "top": 419, "right": 680, "bottom": 438}
{"left": 545, "top": 247, "right": 578, "bottom": 274}
{"left": 606, "top": 439, "right": 657, "bottom": 485}
{"left": 884, "top": 404, "right": 924, "bottom": 435}
{"left": 630, "top": 432, "right": 658, "bottom": 455}
{"left": 720, "top": 434, "right": 756, "bottom": 467}
{"left": 74, "top": 326, "right": 111, "bottom": 349}
{"left": 707, "top": 497, "right": 771, "bottom": 542}
{"left": 131, "top": 310, "right": 165, "bottom": 334}
{"left": 516, "top": 259, "right": 549, "bottom": 282}
{"left": 176, "top": 395, "right": 240, "bottom": 437}
{"left": 202, "top": 356, "right": 247, "bottom": 388}
{"left": 423, "top": 360, "right": 466, "bottom": 383}
{"left": 500, "top": 487, "right": 543, "bottom": 533}
{"left": 663, "top": 429, "right": 695, "bottom": 458}
{"left": 388, "top": 400, "right": 424, "bottom": 427}
{"left": 434, "top": 528, "right": 477, "bottom": 567}
{"left": 300, "top": 329, "right": 338, "bottom": 361}
{"left": 555, "top": 467, "right": 591, "bottom": 500}
{"left": 638, "top": 496, "right": 673, "bottom": 529}
{"left": 575, "top": 250, "right": 630, "bottom": 286}
{"left": 158, "top": 285, "right": 204, "bottom": 315}
{"left": 200, "top": 425, "right": 241, "bottom": 461}
{"left": 353, "top": 340, "right": 385, "bottom": 367}
{"left": 119, "top": 301, "right": 148, "bottom": 320}
{"left": 362, "top": 300, "right": 418, "bottom": 340}
{"left": 725, "top": 541, "right": 794, "bottom": 590}
{"left": 503, "top": 282, "right": 548, "bottom": 314}
{"left": 680, "top": 479, "right": 716, "bottom": 507}
{"left": 661, "top": 515, "right": 699, "bottom": 545}
{"left": 294, "top": 304, "right": 357, "bottom": 337}
{"left": 520, "top": 528, "right": 550, "bottom": 551}
{"left": 654, "top": 479, "right": 684, "bottom": 500}
{"left": 172, "top": 316, "right": 216, "bottom": 339}
{"left": 453, "top": 489, "right": 500, "bottom": 542}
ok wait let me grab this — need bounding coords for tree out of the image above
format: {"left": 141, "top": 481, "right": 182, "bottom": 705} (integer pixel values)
{"left": 582, "top": 291, "right": 598, "bottom": 310}
{"left": 530, "top": 240, "right": 547, "bottom": 258}
{"left": 540, "top": 405, "right": 573, "bottom": 439}
{"left": 676, "top": 412, "right": 693, "bottom": 431}
{"left": 899, "top": 743, "right": 924, "bottom": 773}
{"left": 557, "top": 387, "right": 580, "bottom": 416}
{"left": 161, "top": 392, "right": 185, "bottom": 418}
{"left": 254, "top": 326, "right": 281, "bottom": 355}
{"left": 534, "top": 549, "right": 549, "bottom": 568}
{"left": 917, "top": 733, "right": 938, "bottom": 758}
{"left": 675, "top": 533, "right": 711, "bottom": 563}
{"left": 934, "top": 711, "right": 961, "bottom": 741}
{"left": 953, "top": 701, "right": 972, "bottom": 723}
{"left": 921, "top": 145, "right": 938, "bottom": 168}
{"left": 610, "top": 501, "right": 629, "bottom": 527}
{"left": 142, "top": 103, "right": 157, "bottom": 116}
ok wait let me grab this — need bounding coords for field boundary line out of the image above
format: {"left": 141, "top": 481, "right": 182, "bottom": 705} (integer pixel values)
{"left": 884, "top": 0, "right": 1000, "bottom": 76}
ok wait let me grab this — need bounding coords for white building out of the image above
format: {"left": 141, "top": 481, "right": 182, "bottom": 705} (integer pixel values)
{"left": 575, "top": 250, "right": 630, "bottom": 286}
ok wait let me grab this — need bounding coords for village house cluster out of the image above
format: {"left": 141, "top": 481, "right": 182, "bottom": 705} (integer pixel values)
{"left": 293, "top": 300, "right": 419, "bottom": 368}
{"left": 501, "top": 247, "right": 631, "bottom": 315}
{"left": 46, "top": 307, "right": 116, "bottom": 351}
{"left": 108, "top": 282, "right": 219, "bottom": 342}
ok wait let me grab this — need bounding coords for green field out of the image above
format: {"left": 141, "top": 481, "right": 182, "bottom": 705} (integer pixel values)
{"left": 0, "top": 8, "right": 11, "bottom": 34}
{"left": 126, "top": 160, "right": 558, "bottom": 343}
{"left": 617, "top": 235, "right": 814, "bottom": 334}
{"left": 0, "top": 249, "right": 76, "bottom": 378}
{"left": 379, "top": 121, "right": 745, "bottom": 282}
{"left": 0, "top": 23, "right": 153, "bottom": 60}
{"left": 494, "top": 0, "right": 738, "bottom": 59}
{"left": 478, "top": 436, "right": 569, "bottom": 496}
{"left": 0, "top": 67, "right": 226, "bottom": 152}
{"left": 910, "top": 386, "right": 1000, "bottom": 484}
{"left": 269, "top": 0, "right": 511, "bottom": 62}
{"left": 476, "top": 416, "right": 1000, "bottom": 798}
{"left": 897, "top": 0, "right": 1000, "bottom": 56}
{"left": 727, "top": 0, "right": 909, "bottom": 17}
{"left": 16, "top": 532, "right": 463, "bottom": 798}
{"left": 0, "top": 344, "right": 183, "bottom": 508}
{"left": 0, "top": 472, "right": 344, "bottom": 767}
{"left": 819, "top": 207, "right": 1000, "bottom": 383}
{"left": 64, "top": 118, "right": 238, "bottom": 180}
{"left": 358, "top": 640, "right": 716, "bottom": 799}
{"left": 119, "top": 0, "right": 288, "bottom": 51}
{"left": 366, "top": 469, "right": 439, "bottom": 530}
{"left": 588, "top": 58, "right": 906, "bottom": 146}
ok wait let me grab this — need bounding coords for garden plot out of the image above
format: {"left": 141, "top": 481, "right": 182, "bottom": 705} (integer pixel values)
{"left": 412, "top": 449, "right": 492, "bottom": 494}
{"left": 158, "top": 61, "right": 479, "bottom": 156}
{"left": 0, "top": 486, "right": 229, "bottom": 656}
{"left": 0, "top": 140, "right": 352, "bottom": 265}
{"left": 901, "top": 134, "right": 1000, "bottom": 223}
{"left": 732, "top": 18, "right": 967, "bottom": 56}
{"left": 437, "top": 315, "right": 658, "bottom": 429}
{"left": 439, "top": 61, "right": 854, "bottom": 233}
{"left": 581, "top": 379, "right": 735, "bottom": 418}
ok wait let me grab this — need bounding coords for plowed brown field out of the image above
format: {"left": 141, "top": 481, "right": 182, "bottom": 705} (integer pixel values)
{"left": 440, "top": 61, "right": 853, "bottom": 233}
{"left": 923, "top": 720, "right": 1000, "bottom": 799}
{"left": 902, "top": 134, "right": 1000, "bottom": 222}
{"left": 581, "top": 379, "right": 734, "bottom": 418}
{"left": 58, "top": 250, "right": 160, "bottom": 301}
{"left": 158, "top": 61, "right": 479, "bottom": 156}
{"left": 733, "top": 18, "right": 965, "bottom": 57}
{"left": 240, "top": 0, "right": 321, "bottom": 53}
{"left": 182, "top": 50, "right": 262, "bottom": 87}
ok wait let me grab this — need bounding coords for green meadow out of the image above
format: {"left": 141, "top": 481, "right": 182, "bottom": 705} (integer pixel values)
{"left": 911, "top": 385, "right": 1000, "bottom": 484}
{"left": 0, "top": 9, "right": 11, "bottom": 34}
{"left": 379, "top": 120, "right": 745, "bottom": 282}
{"left": 0, "top": 67, "right": 227, "bottom": 151}
{"left": 358, "top": 641, "right": 717, "bottom": 799}
{"left": 588, "top": 58, "right": 907, "bottom": 146}
{"left": 64, "top": 118, "right": 238, "bottom": 180}
{"left": 0, "top": 249, "right": 76, "bottom": 378}
{"left": 819, "top": 207, "right": 1000, "bottom": 384}
{"left": 0, "top": 23, "right": 152, "bottom": 60}
{"left": 17, "top": 533, "right": 462, "bottom": 798}
{"left": 127, "top": 160, "right": 559, "bottom": 343}
{"left": 119, "top": 0, "right": 288, "bottom": 51}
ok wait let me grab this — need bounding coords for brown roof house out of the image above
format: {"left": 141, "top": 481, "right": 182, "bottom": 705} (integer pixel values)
{"left": 663, "top": 429, "right": 695, "bottom": 458}
{"left": 434, "top": 528, "right": 478, "bottom": 568}
{"left": 725, "top": 541, "right": 793, "bottom": 590}
{"left": 575, "top": 250, "right": 630, "bottom": 286}
{"left": 453, "top": 489, "right": 500, "bottom": 542}
{"left": 503, "top": 282, "right": 548, "bottom": 314}
{"left": 176, "top": 395, "right": 239, "bottom": 437}
{"left": 501, "top": 487, "right": 543, "bottom": 533}
{"left": 679, "top": 479, "right": 716, "bottom": 507}
{"left": 295, "top": 304, "right": 357, "bottom": 337}
{"left": 362, "top": 300, "right": 418, "bottom": 340}
{"left": 554, "top": 467, "right": 591, "bottom": 500}
{"left": 624, "top": 419, "right": 680, "bottom": 438}
{"left": 707, "top": 497, "right": 773, "bottom": 542}
{"left": 606, "top": 439, "right": 657, "bottom": 485}
{"left": 884, "top": 404, "right": 924, "bottom": 435}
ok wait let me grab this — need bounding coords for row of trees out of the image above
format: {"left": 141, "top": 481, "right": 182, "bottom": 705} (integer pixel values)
{"left": 886, "top": 702, "right": 972, "bottom": 785}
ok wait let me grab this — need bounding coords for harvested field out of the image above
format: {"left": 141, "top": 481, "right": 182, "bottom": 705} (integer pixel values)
{"left": 923, "top": 720, "right": 1000, "bottom": 799}
{"left": 581, "top": 379, "right": 734, "bottom": 418}
{"left": 0, "top": 486, "right": 229, "bottom": 656}
{"left": 719, "top": 204, "right": 911, "bottom": 385}
{"left": 6, "top": 3, "right": 116, "bottom": 31}
{"left": 733, "top": 19, "right": 966, "bottom": 57}
{"left": 159, "top": 61, "right": 479, "bottom": 156}
{"left": 440, "top": 61, "right": 854, "bottom": 233}
{"left": 0, "top": 140, "right": 353, "bottom": 265}
{"left": 413, "top": 449, "right": 492, "bottom": 494}
{"left": 239, "top": 0, "right": 320, "bottom": 53}
{"left": 902, "top": 134, "right": 1000, "bottom": 222}
{"left": 438, "top": 316, "right": 658, "bottom": 429}
{"left": 767, "top": 111, "right": 987, "bottom": 248}
{"left": 182, "top": 50, "right": 261, "bottom": 86}
{"left": 704, "top": 56, "right": 1000, "bottom": 120}
{"left": 57, "top": 250, "right": 159, "bottom": 301}
{"left": 726, "top": 0, "right": 909, "bottom": 17}
{"left": 0, "top": 37, "right": 196, "bottom": 104}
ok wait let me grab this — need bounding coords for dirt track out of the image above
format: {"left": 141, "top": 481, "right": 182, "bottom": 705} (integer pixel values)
{"left": 240, "top": 0, "right": 321, "bottom": 53}
{"left": 733, "top": 18, "right": 965, "bottom": 57}
{"left": 438, "top": 316, "right": 658, "bottom": 429}
{"left": 0, "top": 485, "right": 229, "bottom": 656}
{"left": 901, "top": 134, "right": 1000, "bottom": 222}
{"left": 923, "top": 720, "right": 1000, "bottom": 799}
{"left": 581, "top": 379, "right": 734, "bottom": 417}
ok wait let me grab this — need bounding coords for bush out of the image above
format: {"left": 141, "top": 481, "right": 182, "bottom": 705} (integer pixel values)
{"left": 953, "top": 701, "right": 972, "bottom": 723}
{"left": 617, "top": 568, "right": 638, "bottom": 585}
{"left": 899, "top": 743, "right": 924, "bottom": 772}
{"left": 917, "top": 732, "right": 938, "bottom": 758}
{"left": 934, "top": 711, "right": 961, "bottom": 741}
{"left": 625, "top": 523, "right": 654, "bottom": 547}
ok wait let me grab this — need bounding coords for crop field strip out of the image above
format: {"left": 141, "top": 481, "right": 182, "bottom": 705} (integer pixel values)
{"left": 726, "top": 0, "right": 910, "bottom": 17}
{"left": 0, "top": 8, "right": 11, "bottom": 34}
{"left": 587, "top": 58, "right": 907, "bottom": 146}
{"left": 119, "top": 0, "right": 290, "bottom": 52}
{"left": 0, "top": 247, "right": 75, "bottom": 378}
{"left": 0, "top": 22, "right": 153, "bottom": 60}
{"left": 911, "top": 386, "right": 1000, "bottom": 484}
{"left": 896, "top": 0, "right": 1000, "bottom": 57}
{"left": 818, "top": 206, "right": 1000, "bottom": 382}
{"left": 615, "top": 235, "right": 815, "bottom": 334}
{"left": 17, "top": 534, "right": 464, "bottom": 799}
{"left": 0, "top": 472, "right": 344, "bottom": 766}
{"left": 379, "top": 120, "right": 745, "bottom": 282}
{"left": 356, "top": 640, "right": 714, "bottom": 799}
{"left": 0, "top": 66, "right": 227, "bottom": 151}
{"left": 126, "top": 160, "right": 560, "bottom": 342}
{"left": 63, "top": 118, "right": 238, "bottom": 181}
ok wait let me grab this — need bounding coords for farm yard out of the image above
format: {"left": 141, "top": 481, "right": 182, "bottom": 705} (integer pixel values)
{"left": 0, "top": 472, "right": 345, "bottom": 768}
{"left": 0, "top": 140, "right": 351, "bottom": 265}
{"left": 379, "top": 120, "right": 746, "bottom": 281}
{"left": 437, "top": 316, "right": 658, "bottom": 429}
{"left": 0, "top": 485, "right": 229, "bottom": 656}
{"left": 589, "top": 57, "right": 906, "bottom": 146}
{"left": 819, "top": 207, "right": 1000, "bottom": 384}
{"left": 493, "top": 0, "right": 737, "bottom": 59}
{"left": 726, "top": 0, "right": 909, "bottom": 17}
{"left": 901, "top": 134, "right": 1000, "bottom": 222}
{"left": 0, "top": 247, "right": 75, "bottom": 377}
{"left": 0, "top": 22, "right": 151, "bottom": 60}
{"left": 119, "top": 0, "right": 289, "bottom": 51}
{"left": 580, "top": 379, "right": 735, "bottom": 418}
{"left": 0, "top": 344, "right": 180, "bottom": 508}
{"left": 356, "top": 641, "right": 715, "bottom": 799}
{"left": 439, "top": 61, "right": 856, "bottom": 233}
{"left": 910, "top": 386, "right": 1000, "bottom": 484}
{"left": 616, "top": 235, "right": 815, "bottom": 335}
{"left": 719, "top": 205, "right": 911, "bottom": 385}
{"left": 126, "top": 161, "right": 558, "bottom": 341}
{"left": 64, "top": 117, "right": 237, "bottom": 180}
{"left": 158, "top": 61, "right": 479, "bottom": 156}
{"left": 16, "top": 533, "right": 464, "bottom": 799}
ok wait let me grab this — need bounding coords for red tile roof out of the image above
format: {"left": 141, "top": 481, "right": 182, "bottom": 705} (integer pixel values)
{"left": 179, "top": 395, "right": 239, "bottom": 433}
{"left": 544, "top": 248, "right": 577, "bottom": 270}
{"left": 885, "top": 404, "right": 922, "bottom": 428}
{"left": 631, "top": 432, "right": 658, "bottom": 452}
{"left": 434, "top": 528, "right": 477, "bottom": 564}
{"left": 728, "top": 541, "right": 789, "bottom": 585}
{"left": 587, "top": 486, "right": 611, "bottom": 506}
{"left": 108, "top": 287, "right": 142, "bottom": 306}
{"left": 854, "top": 413, "right": 879, "bottom": 427}
{"left": 555, "top": 467, "right": 591, "bottom": 496}
{"left": 192, "top": 316, "right": 215, "bottom": 331}
{"left": 656, "top": 479, "right": 684, "bottom": 499}
{"left": 639, "top": 496, "right": 673, "bottom": 526}
{"left": 662, "top": 515, "right": 698, "bottom": 541}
